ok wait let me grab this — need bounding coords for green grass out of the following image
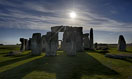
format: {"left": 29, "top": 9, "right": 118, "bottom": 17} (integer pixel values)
{"left": 0, "top": 45, "right": 132, "bottom": 79}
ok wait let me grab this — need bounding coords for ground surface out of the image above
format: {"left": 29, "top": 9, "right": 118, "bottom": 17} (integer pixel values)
{"left": 0, "top": 45, "right": 132, "bottom": 79}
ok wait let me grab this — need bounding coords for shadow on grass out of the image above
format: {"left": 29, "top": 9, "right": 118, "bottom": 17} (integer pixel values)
{"left": 121, "top": 59, "right": 132, "bottom": 63}
{"left": 0, "top": 52, "right": 119, "bottom": 79}
{"left": 0, "top": 52, "right": 9, "bottom": 55}
{"left": 0, "top": 55, "right": 33, "bottom": 67}
{"left": 126, "top": 51, "right": 132, "bottom": 53}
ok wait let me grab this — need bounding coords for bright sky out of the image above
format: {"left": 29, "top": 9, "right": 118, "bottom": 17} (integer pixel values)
{"left": 0, "top": 0, "right": 132, "bottom": 44}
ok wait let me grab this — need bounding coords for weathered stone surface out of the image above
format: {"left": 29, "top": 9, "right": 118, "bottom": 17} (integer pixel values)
{"left": 51, "top": 26, "right": 84, "bottom": 55}
{"left": 83, "top": 33, "right": 90, "bottom": 50}
{"left": 90, "top": 28, "right": 94, "bottom": 49}
{"left": 51, "top": 26, "right": 64, "bottom": 32}
{"left": 62, "top": 27, "right": 77, "bottom": 55}
{"left": 73, "top": 27, "right": 83, "bottom": 52}
{"left": 45, "top": 32, "right": 58, "bottom": 56}
{"left": 51, "top": 26, "right": 69, "bottom": 32}
{"left": 31, "top": 33, "right": 42, "bottom": 55}
{"left": 19, "top": 26, "right": 95, "bottom": 56}
{"left": 28, "top": 38, "right": 32, "bottom": 50}
{"left": 20, "top": 38, "right": 25, "bottom": 51}
{"left": 41, "top": 35, "right": 46, "bottom": 52}
{"left": 118, "top": 35, "right": 126, "bottom": 51}
{"left": 25, "top": 39, "right": 28, "bottom": 50}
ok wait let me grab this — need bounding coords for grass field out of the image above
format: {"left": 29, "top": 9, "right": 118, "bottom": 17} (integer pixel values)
{"left": 0, "top": 45, "right": 132, "bottom": 79}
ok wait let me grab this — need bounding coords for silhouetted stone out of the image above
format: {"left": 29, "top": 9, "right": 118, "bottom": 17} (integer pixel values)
{"left": 41, "top": 35, "right": 46, "bottom": 52}
{"left": 73, "top": 27, "right": 83, "bottom": 52}
{"left": 90, "top": 28, "right": 94, "bottom": 49}
{"left": 28, "top": 38, "right": 32, "bottom": 50}
{"left": 45, "top": 32, "right": 58, "bottom": 56}
{"left": 62, "top": 27, "right": 77, "bottom": 56}
{"left": 83, "top": 33, "right": 90, "bottom": 50}
{"left": 95, "top": 42, "right": 98, "bottom": 49}
{"left": 25, "top": 39, "right": 28, "bottom": 50}
{"left": 51, "top": 26, "right": 84, "bottom": 55}
{"left": 20, "top": 38, "right": 25, "bottom": 51}
{"left": 0, "top": 44, "right": 4, "bottom": 45}
{"left": 24, "top": 26, "right": 95, "bottom": 56}
{"left": 118, "top": 35, "right": 126, "bottom": 51}
{"left": 31, "top": 33, "right": 42, "bottom": 55}
{"left": 51, "top": 26, "right": 65, "bottom": 32}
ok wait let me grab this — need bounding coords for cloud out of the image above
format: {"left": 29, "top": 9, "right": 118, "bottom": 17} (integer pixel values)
{"left": 0, "top": 0, "right": 132, "bottom": 32}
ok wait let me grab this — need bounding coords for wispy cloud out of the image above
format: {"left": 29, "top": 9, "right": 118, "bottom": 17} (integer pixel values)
{"left": 0, "top": 0, "right": 132, "bottom": 32}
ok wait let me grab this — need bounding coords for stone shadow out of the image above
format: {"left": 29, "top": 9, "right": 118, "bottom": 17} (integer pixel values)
{"left": 121, "top": 59, "right": 132, "bottom": 63}
{"left": 0, "top": 54, "right": 33, "bottom": 67}
{"left": 126, "top": 50, "right": 132, "bottom": 53}
{"left": 0, "top": 52, "right": 119, "bottom": 79}
{"left": 0, "top": 52, "right": 8, "bottom": 55}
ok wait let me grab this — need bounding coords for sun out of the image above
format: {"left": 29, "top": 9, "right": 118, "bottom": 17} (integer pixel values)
{"left": 69, "top": 11, "right": 76, "bottom": 18}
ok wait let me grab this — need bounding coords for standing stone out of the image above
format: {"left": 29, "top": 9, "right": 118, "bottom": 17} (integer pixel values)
{"left": 74, "top": 27, "right": 83, "bottom": 52}
{"left": 118, "top": 35, "right": 126, "bottom": 51}
{"left": 83, "top": 33, "right": 90, "bottom": 50}
{"left": 20, "top": 38, "right": 25, "bottom": 51}
{"left": 51, "top": 26, "right": 65, "bottom": 32}
{"left": 94, "top": 42, "right": 98, "bottom": 49}
{"left": 45, "top": 32, "right": 58, "bottom": 56}
{"left": 25, "top": 39, "right": 28, "bottom": 50}
{"left": 28, "top": 38, "right": 32, "bottom": 50}
{"left": 62, "top": 27, "right": 76, "bottom": 56}
{"left": 31, "top": 33, "right": 42, "bottom": 55}
{"left": 41, "top": 35, "right": 46, "bottom": 52}
{"left": 90, "top": 28, "right": 94, "bottom": 49}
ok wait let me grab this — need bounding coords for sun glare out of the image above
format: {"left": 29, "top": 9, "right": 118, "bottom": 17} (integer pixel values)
{"left": 69, "top": 11, "right": 76, "bottom": 18}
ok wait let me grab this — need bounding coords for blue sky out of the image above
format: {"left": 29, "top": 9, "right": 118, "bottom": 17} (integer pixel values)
{"left": 0, "top": 0, "right": 132, "bottom": 44}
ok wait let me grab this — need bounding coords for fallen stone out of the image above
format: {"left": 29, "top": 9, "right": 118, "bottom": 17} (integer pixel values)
{"left": 6, "top": 51, "right": 21, "bottom": 56}
{"left": 105, "top": 53, "right": 132, "bottom": 59}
